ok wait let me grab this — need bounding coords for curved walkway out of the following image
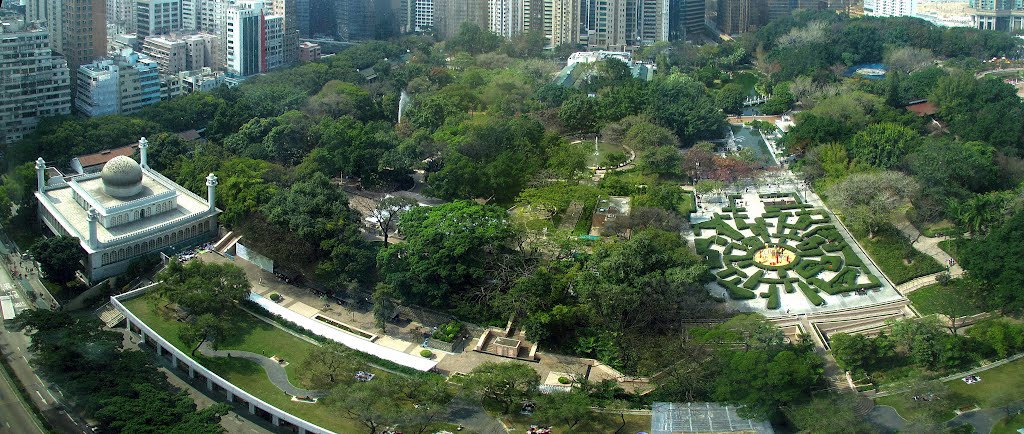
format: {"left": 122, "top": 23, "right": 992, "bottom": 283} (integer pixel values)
{"left": 198, "top": 342, "right": 326, "bottom": 398}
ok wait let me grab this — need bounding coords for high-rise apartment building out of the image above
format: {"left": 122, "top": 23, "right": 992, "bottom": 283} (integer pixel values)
{"left": 546, "top": 0, "right": 579, "bottom": 47}
{"left": 46, "top": 0, "right": 107, "bottom": 71}
{"left": 76, "top": 49, "right": 161, "bottom": 116}
{"left": 137, "top": 0, "right": 183, "bottom": 37}
{"left": 107, "top": 0, "right": 137, "bottom": 33}
{"left": 488, "top": 0, "right": 525, "bottom": 38}
{"left": 271, "top": 0, "right": 299, "bottom": 65}
{"left": 0, "top": 18, "right": 72, "bottom": 144}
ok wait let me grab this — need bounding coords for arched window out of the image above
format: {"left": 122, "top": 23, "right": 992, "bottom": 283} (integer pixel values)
{"left": 134, "top": 245, "right": 140, "bottom": 256}
{"left": 102, "top": 253, "right": 108, "bottom": 265}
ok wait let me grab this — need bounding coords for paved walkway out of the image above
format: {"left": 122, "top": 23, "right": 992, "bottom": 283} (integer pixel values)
{"left": 866, "top": 405, "right": 906, "bottom": 434}
{"left": 950, "top": 400, "right": 1024, "bottom": 434}
{"left": 198, "top": 342, "right": 326, "bottom": 398}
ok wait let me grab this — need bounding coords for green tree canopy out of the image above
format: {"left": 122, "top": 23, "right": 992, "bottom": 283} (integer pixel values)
{"left": 29, "top": 236, "right": 86, "bottom": 287}
{"left": 845, "top": 122, "right": 919, "bottom": 169}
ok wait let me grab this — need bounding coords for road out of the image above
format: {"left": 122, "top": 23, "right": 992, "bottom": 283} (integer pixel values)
{"left": 0, "top": 348, "right": 45, "bottom": 434}
{"left": 0, "top": 236, "right": 91, "bottom": 434}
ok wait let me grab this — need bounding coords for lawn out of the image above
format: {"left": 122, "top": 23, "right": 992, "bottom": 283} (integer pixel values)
{"left": 992, "top": 412, "right": 1024, "bottom": 434}
{"left": 876, "top": 357, "right": 1024, "bottom": 426}
{"left": 678, "top": 191, "right": 696, "bottom": 217}
{"left": 908, "top": 284, "right": 984, "bottom": 317}
{"left": 852, "top": 226, "right": 944, "bottom": 284}
{"left": 503, "top": 412, "right": 651, "bottom": 434}
{"left": 122, "top": 293, "right": 367, "bottom": 432}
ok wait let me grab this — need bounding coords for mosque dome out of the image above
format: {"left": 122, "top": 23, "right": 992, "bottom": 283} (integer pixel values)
{"left": 101, "top": 156, "right": 143, "bottom": 197}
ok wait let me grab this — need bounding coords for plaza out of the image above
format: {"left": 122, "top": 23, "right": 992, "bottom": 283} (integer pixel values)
{"left": 688, "top": 177, "right": 903, "bottom": 316}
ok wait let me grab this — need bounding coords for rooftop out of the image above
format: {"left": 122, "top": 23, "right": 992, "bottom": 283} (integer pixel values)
{"left": 650, "top": 402, "right": 774, "bottom": 434}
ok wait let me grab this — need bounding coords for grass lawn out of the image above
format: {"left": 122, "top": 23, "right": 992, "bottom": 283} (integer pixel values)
{"left": 122, "top": 293, "right": 367, "bottom": 432}
{"left": 503, "top": 412, "right": 651, "bottom": 433}
{"left": 876, "top": 358, "right": 1024, "bottom": 426}
{"left": 852, "top": 227, "right": 944, "bottom": 284}
{"left": 678, "top": 191, "right": 696, "bottom": 217}
{"left": 992, "top": 412, "right": 1024, "bottom": 434}
{"left": 908, "top": 284, "right": 984, "bottom": 316}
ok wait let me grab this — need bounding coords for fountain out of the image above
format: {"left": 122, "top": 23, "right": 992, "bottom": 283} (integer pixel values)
{"left": 397, "top": 90, "right": 411, "bottom": 123}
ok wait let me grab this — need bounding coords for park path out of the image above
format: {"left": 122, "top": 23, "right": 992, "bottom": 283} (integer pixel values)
{"left": 198, "top": 342, "right": 326, "bottom": 398}
{"left": 890, "top": 218, "right": 964, "bottom": 295}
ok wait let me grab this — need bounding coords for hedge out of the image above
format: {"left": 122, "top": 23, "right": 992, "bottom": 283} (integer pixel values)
{"left": 767, "top": 285, "right": 781, "bottom": 310}
{"left": 718, "top": 278, "right": 757, "bottom": 300}
{"left": 842, "top": 246, "right": 864, "bottom": 267}
{"left": 798, "top": 281, "right": 825, "bottom": 306}
{"left": 743, "top": 270, "right": 765, "bottom": 289}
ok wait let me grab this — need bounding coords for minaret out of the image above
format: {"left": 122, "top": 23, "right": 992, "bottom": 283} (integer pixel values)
{"left": 139, "top": 136, "right": 149, "bottom": 168}
{"left": 35, "top": 157, "right": 46, "bottom": 192}
{"left": 87, "top": 207, "right": 99, "bottom": 249}
{"left": 206, "top": 173, "right": 217, "bottom": 211}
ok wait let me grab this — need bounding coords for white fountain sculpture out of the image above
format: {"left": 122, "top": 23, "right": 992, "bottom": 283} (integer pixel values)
{"left": 397, "top": 90, "right": 411, "bottom": 124}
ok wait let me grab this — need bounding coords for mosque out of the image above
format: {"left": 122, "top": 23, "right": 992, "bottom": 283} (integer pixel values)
{"left": 34, "top": 137, "right": 220, "bottom": 283}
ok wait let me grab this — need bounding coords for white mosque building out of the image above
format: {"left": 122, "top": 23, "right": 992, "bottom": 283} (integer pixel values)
{"left": 34, "top": 137, "right": 221, "bottom": 282}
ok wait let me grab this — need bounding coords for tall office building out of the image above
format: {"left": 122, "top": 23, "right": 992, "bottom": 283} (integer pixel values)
{"left": 400, "top": 0, "right": 434, "bottom": 31}
{"left": 967, "top": 0, "right": 1024, "bottom": 30}
{"left": 434, "top": 0, "right": 488, "bottom": 38}
{"left": 669, "top": 0, "right": 704, "bottom": 40}
{"left": 716, "top": 0, "right": 762, "bottom": 34}
{"left": 137, "top": 0, "right": 183, "bottom": 37}
{"left": 26, "top": 0, "right": 53, "bottom": 23}
{"left": 47, "top": 0, "right": 107, "bottom": 71}
{"left": 225, "top": 0, "right": 285, "bottom": 75}
{"left": 0, "top": 18, "right": 72, "bottom": 145}
{"left": 76, "top": 49, "right": 161, "bottom": 116}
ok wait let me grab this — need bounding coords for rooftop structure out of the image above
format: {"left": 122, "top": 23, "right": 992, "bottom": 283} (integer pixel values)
{"left": 651, "top": 402, "right": 775, "bottom": 434}
{"left": 35, "top": 137, "right": 220, "bottom": 282}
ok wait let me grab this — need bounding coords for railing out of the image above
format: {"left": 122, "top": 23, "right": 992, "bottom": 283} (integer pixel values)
{"left": 112, "top": 284, "right": 334, "bottom": 434}
{"left": 103, "top": 211, "right": 208, "bottom": 245}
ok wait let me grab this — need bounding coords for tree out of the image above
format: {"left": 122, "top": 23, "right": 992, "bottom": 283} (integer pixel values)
{"left": 959, "top": 210, "right": 1024, "bottom": 312}
{"left": 828, "top": 171, "right": 919, "bottom": 239}
{"left": 545, "top": 140, "right": 590, "bottom": 180}
{"left": 713, "top": 348, "right": 821, "bottom": 419}
{"left": 640, "top": 147, "right": 683, "bottom": 176}
{"left": 930, "top": 279, "right": 983, "bottom": 334}
{"left": 447, "top": 23, "right": 503, "bottom": 55}
{"left": 646, "top": 74, "right": 725, "bottom": 145}
{"left": 179, "top": 313, "right": 229, "bottom": 357}
{"left": 156, "top": 261, "right": 250, "bottom": 316}
{"left": 464, "top": 362, "right": 540, "bottom": 414}
{"left": 845, "top": 122, "right": 919, "bottom": 169}
{"left": 28, "top": 236, "right": 86, "bottom": 287}
{"left": 559, "top": 94, "right": 599, "bottom": 133}
{"left": 829, "top": 333, "right": 882, "bottom": 373}
{"left": 329, "top": 376, "right": 406, "bottom": 434}
{"left": 377, "top": 201, "right": 514, "bottom": 306}
{"left": 370, "top": 196, "right": 417, "bottom": 244}
{"left": 623, "top": 120, "right": 679, "bottom": 151}
{"left": 535, "top": 391, "right": 592, "bottom": 429}
{"left": 94, "top": 383, "right": 229, "bottom": 434}
{"left": 298, "top": 343, "right": 360, "bottom": 389}
{"left": 785, "top": 393, "right": 874, "bottom": 434}
{"left": 717, "top": 83, "right": 747, "bottom": 115}
{"left": 372, "top": 283, "right": 397, "bottom": 333}
{"left": 699, "top": 314, "right": 784, "bottom": 352}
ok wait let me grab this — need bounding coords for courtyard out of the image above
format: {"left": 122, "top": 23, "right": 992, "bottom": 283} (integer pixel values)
{"left": 689, "top": 187, "right": 903, "bottom": 315}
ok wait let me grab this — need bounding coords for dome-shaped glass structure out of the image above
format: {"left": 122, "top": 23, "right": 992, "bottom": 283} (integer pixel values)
{"left": 101, "top": 156, "right": 143, "bottom": 197}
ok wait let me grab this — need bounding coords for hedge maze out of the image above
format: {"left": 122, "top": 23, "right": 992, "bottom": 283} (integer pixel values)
{"left": 694, "top": 192, "right": 882, "bottom": 310}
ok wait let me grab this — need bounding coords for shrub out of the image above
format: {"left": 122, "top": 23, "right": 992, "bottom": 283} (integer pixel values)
{"left": 799, "top": 281, "right": 825, "bottom": 306}
{"left": 767, "top": 285, "right": 780, "bottom": 310}
{"left": 269, "top": 293, "right": 282, "bottom": 302}
{"left": 420, "top": 349, "right": 433, "bottom": 358}
{"left": 558, "top": 376, "right": 571, "bottom": 384}
{"left": 431, "top": 320, "right": 464, "bottom": 343}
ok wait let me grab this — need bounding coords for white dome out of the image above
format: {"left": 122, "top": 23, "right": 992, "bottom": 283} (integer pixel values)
{"left": 101, "top": 156, "right": 143, "bottom": 197}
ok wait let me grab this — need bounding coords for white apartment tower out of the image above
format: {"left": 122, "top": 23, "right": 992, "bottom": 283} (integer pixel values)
{"left": 864, "top": 0, "right": 915, "bottom": 16}
{"left": 76, "top": 49, "right": 161, "bottom": 116}
{"left": 225, "top": 1, "right": 284, "bottom": 76}
{"left": 489, "top": 0, "right": 524, "bottom": 38}
{"left": 107, "top": 0, "right": 137, "bottom": 33}
{"left": 0, "top": 19, "right": 72, "bottom": 144}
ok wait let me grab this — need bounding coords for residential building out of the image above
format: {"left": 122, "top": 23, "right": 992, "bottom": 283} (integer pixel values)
{"left": 108, "top": 33, "right": 142, "bottom": 52}
{"left": 0, "top": 18, "right": 72, "bottom": 145}
{"left": 76, "top": 49, "right": 161, "bottom": 116}
{"left": 402, "top": 0, "right": 434, "bottom": 31}
{"left": 35, "top": 138, "right": 221, "bottom": 282}
{"left": 107, "top": 0, "right": 136, "bottom": 33}
{"left": 47, "top": 0, "right": 108, "bottom": 71}
{"left": 137, "top": 0, "right": 183, "bottom": 38}
{"left": 142, "top": 33, "right": 214, "bottom": 73}
{"left": 298, "top": 41, "right": 321, "bottom": 61}
{"left": 546, "top": 0, "right": 579, "bottom": 47}
{"left": 271, "top": 0, "right": 299, "bottom": 65}
{"left": 489, "top": 0, "right": 524, "bottom": 38}
{"left": 864, "top": 0, "right": 914, "bottom": 16}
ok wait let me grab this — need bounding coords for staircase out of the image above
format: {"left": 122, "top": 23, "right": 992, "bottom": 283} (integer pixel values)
{"left": 96, "top": 302, "right": 125, "bottom": 328}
